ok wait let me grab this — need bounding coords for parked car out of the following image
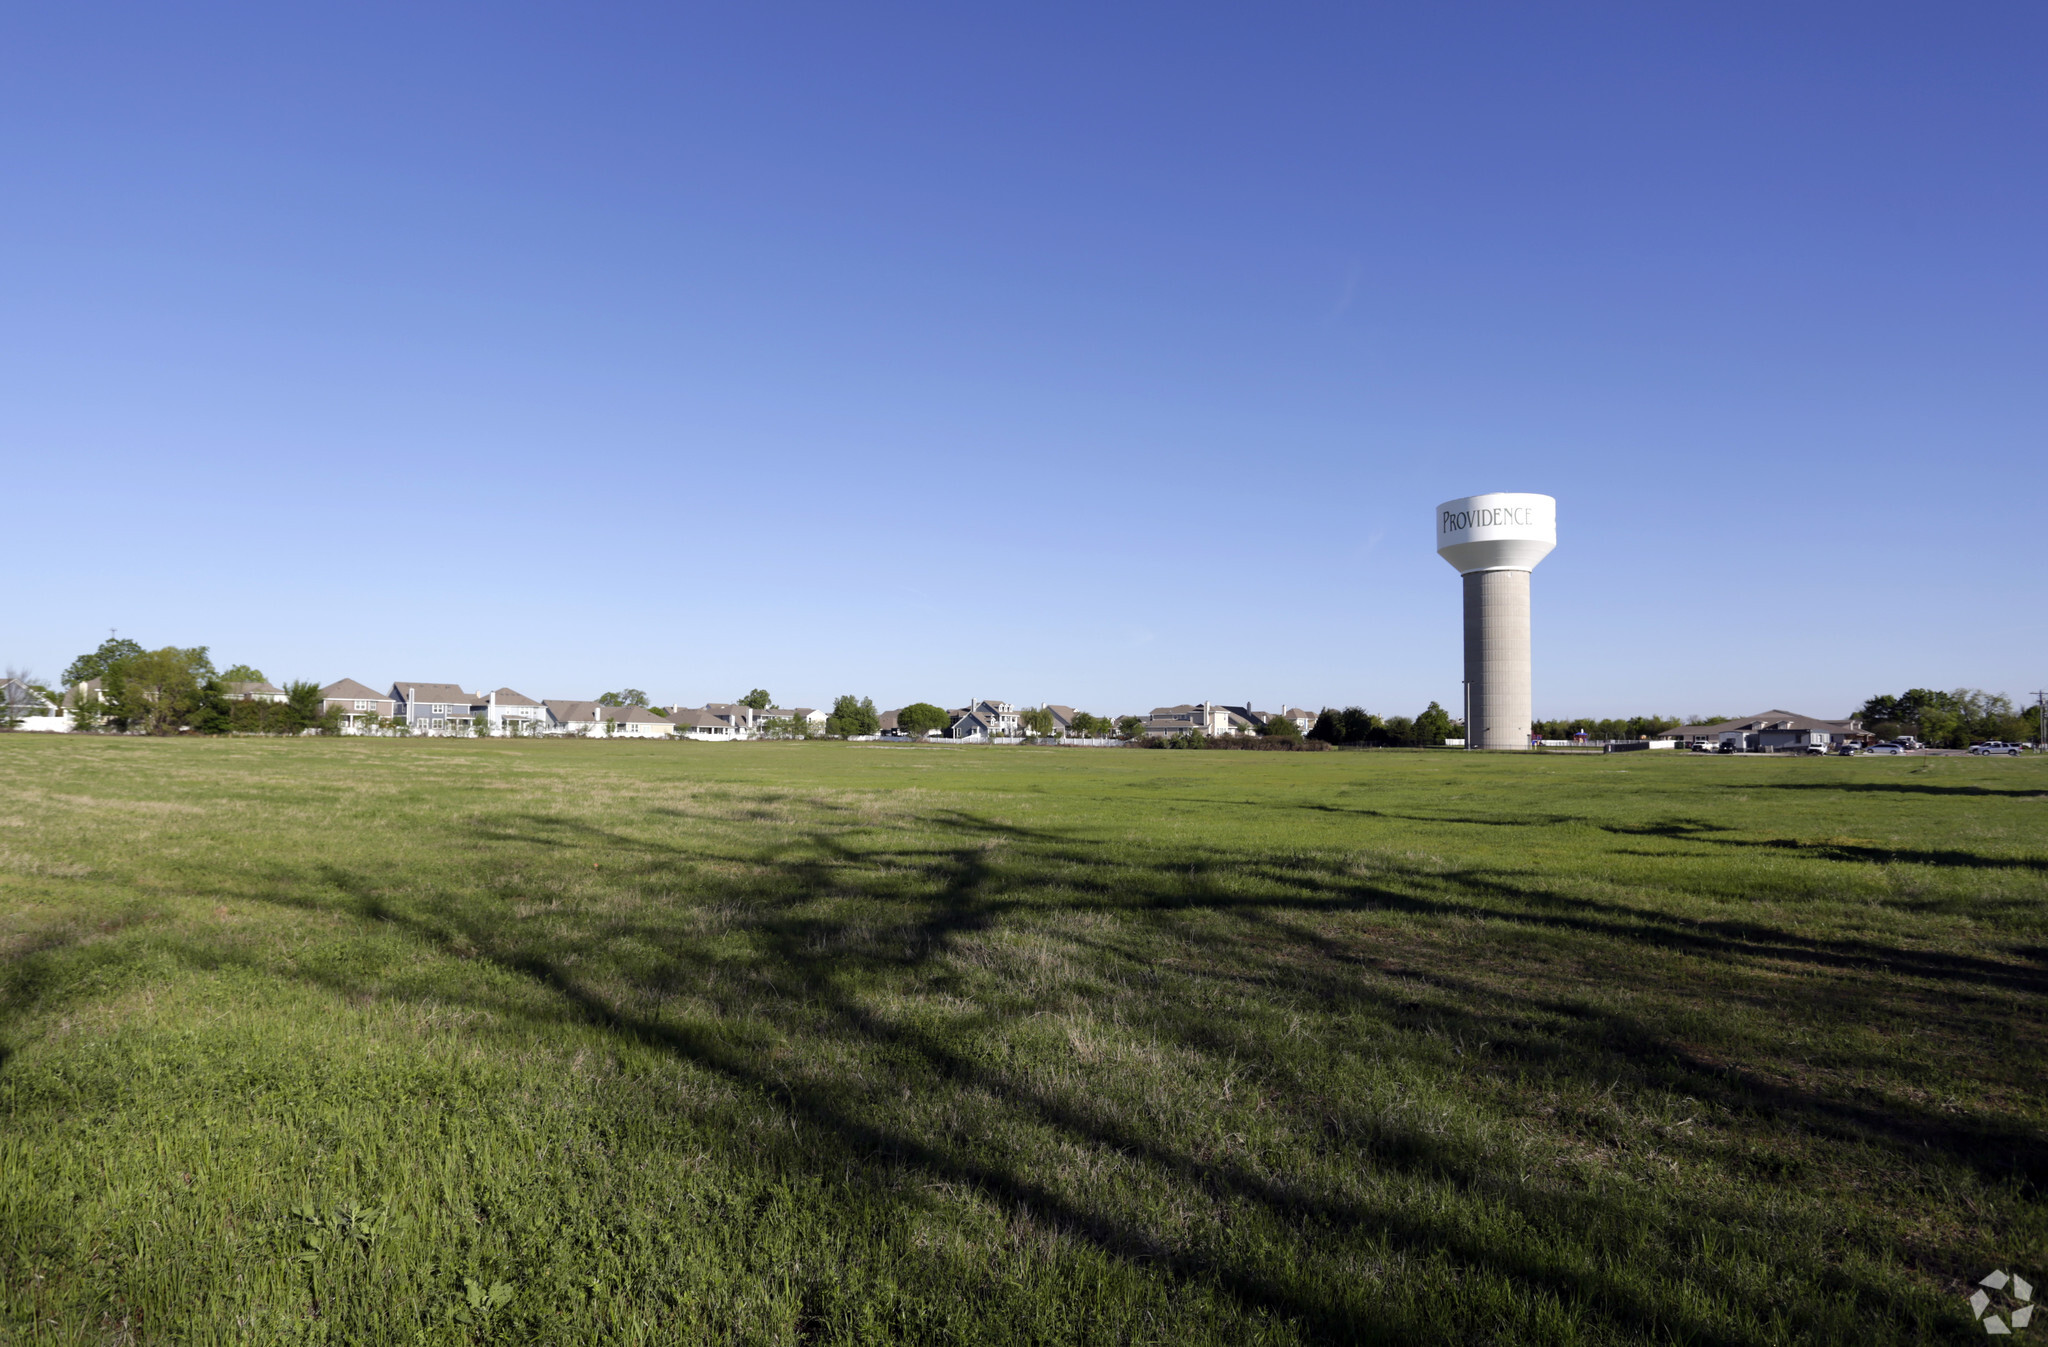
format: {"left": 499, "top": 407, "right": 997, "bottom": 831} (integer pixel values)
{"left": 1970, "top": 742, "right": 2024, "bottom": 756}
{"left": 1835, "top": 743, "right": 1863, "bottom": 755}
{"left": 1689, "top": 742, "right": 1717, "bottom": 753}
{"left": 1865, "top": 743, "right": 1907, "bottom": 755}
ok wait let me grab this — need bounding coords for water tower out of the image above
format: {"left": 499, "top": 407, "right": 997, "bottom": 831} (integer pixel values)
{"left": 1435, "top": 492, "right": 1557, "bottom": 750}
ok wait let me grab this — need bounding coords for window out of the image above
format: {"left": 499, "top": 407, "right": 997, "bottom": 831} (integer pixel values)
{"left": 354, "top": 700, "right": 373, "bottom": 712}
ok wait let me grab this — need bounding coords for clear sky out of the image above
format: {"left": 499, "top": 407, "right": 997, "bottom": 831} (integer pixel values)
{"left": 4, "top": 4, "right": 2042, "bottom": 721}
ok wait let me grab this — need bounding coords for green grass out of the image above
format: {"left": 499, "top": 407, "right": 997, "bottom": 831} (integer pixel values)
{"left": 2, "top": 737, "right": 2044, "bottom": 1345}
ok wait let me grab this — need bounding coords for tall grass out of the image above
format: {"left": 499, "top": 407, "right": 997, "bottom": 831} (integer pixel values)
{"left": 2, "top": 737, "right": 2043, "bottom": 1343}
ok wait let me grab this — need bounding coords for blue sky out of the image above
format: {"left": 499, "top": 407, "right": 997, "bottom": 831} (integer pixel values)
{"left": 4, "top": 4, "right": 2042, "bottom": 720}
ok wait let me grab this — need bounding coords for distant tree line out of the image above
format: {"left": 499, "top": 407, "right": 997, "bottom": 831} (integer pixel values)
{"left": 60, "top": 637, "right": 334, "bottom": 736}
{"left": 1857, "top": 688, "right": 2037, "bottom": 748}
{"left": 1529, "top": 715, "right": 1692, "bottom": 741}
{"left": 1305, "top": 703, "right": 1457, "bottom": 748}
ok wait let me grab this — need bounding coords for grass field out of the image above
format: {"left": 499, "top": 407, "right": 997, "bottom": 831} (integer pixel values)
{"left": 2, "top": 737, "right": 2044, "bottom": 1344}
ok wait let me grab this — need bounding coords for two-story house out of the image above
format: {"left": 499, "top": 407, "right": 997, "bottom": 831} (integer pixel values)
{"left": 391, "top": 683, "right": 485, "bottom": 736}
{"left": 485, "top": 688, "right": 548, "bottom": 736}
{"left": 320, "top": 679, "right": 399, "bottom": 732}
{"left": 948, "top": 700, "right": 1020, "bottom": 740}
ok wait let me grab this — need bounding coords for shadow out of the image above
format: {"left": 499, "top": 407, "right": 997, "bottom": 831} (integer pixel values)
{"left": 13, "top": 775, "right": 2034, "bottom": 1343}
{"left": 1755, "top": 782, "right": 2048, "bottom": 800}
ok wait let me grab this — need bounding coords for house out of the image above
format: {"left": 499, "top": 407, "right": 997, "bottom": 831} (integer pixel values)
{"left": 602, "top": 705, "right": 673, "bottom": 738}
{"left": 391, "top": 683, "right": 486, "bottom": 736}
{"left": 1223, "top": 706, "right": 1316, "bottom": 735}
{"left": 1144, "top": 702, "right": 1244, "bottom": 737}
{"left": 544, "top": 700, "right": 604, "bottom": 736}
{"left": 1, "top": 678, "right": 67, "bottom": 731}
{"left": 1662, "top": 710, "right": 1867, "bottom": 751}
{"left": 484, "top": 688, "right": 548, "bottom": 736}
{"left": 544, "top": 701, "right": 672, "bottom": 738}
{"left": 226, "top": 681, "right": 289, "bottom": 703}
{"left": 667, "top": 707, "right": 744, "bottom": 740}
{"left": 949, "top": 700, "right": 1020, "bottom": 740}
{"left": 320, "top": 679, "right": 400, "bottom": 733}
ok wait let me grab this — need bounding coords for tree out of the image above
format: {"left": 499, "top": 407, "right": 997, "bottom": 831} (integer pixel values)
{"left": 283, "top": 681, "right": 325, "bottom": 733}
{"left": 63, "top": 637, "right": 145, "bottom": 689}
{"left": 1259, "top": 712, "right": 1303, "bottom": 741}
{"left": 1066, "top": 711, "right": 1111, "bottom": 738}
{"left": 898, "top": 702, "right": 950, "bottom": 737}
{"left": 1414, "top": 701, "right": 1455, "bottom": 746}
{"left": 106, "top": 647, "right": 216, "bottom": 734}
{"left": 598, "top": 689, "right": 649, "bottom": 708}
{"left": 1337, "top": 707, "right": 1378, "bottom": 745}
{"left": 740, "top": 689, "right": 772, "bottom": 711}
{"left": 1115, "top": 715, "right": 1145, "bottom": 740}
{"left": 1020, "top": 706, "right": 1058, "bottom": 738}
{"left": 219, "top": 664, "right": 267, "bottom": 685}
{"left": 75, "top": 694, "right": 106, "bottom": 733}
{"left": 826, "top": 694, "right": 879, "bottom": 737}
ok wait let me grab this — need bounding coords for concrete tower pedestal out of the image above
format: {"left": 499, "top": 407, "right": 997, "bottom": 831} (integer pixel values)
{"left": 1436, "top": 493, "right": 1556, "bottom": 751}
{"left": 1463, "top": 569, "right": 1533, "bottom": 750}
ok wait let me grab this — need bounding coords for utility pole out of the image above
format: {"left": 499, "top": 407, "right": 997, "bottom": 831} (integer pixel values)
{"left": 2032, "top": 690, "right": 2047, "bottom": 752}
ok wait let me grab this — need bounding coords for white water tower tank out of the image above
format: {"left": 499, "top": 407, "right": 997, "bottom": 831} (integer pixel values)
{"left": 1435, "top": 493, "right": 1557, "bottom": 750}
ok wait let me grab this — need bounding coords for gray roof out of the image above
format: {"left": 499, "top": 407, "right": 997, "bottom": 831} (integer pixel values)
{"left": 1676, "top": 710, "right": 1860, "bottom": 735}
{"left": 321, "top": 678, "right": 387, "bottom": 702}
{"left": 228, "top": 681, "right": 288, "bottom": 699}
{"left": 489, "top": 687, "right": 541, "bottom": 707}
{"left": 605, "top": 704, "right": 669, "bottom": 724}
{"left": 545, "top": 699, "right": 600, "bottom": 722}
{"left": 392, "top": 682, "right": 480, "bottom": 706}
{"left": 668, "top": 708, "right": 724, "bottom": 727}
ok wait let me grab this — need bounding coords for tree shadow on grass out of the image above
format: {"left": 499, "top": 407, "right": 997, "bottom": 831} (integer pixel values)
{"left": 1753, "top": 782, "right": 2048, "bottom": 801}
{"left": 19, "top": 782, "right": 2038, "bottom": 1343}
{"left": 183, "top": 798, "right": 2047, "bottom": 1343}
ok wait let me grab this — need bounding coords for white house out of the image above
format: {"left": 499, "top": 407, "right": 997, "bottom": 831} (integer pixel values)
{"left": 1144, "top": 702, "right": 1246, "bottom": 738}
{"left": 226, "top": 680, "right": 290, "bottom": 703}
{"left": 544, "top": 701, "right": 672, "bottom": 737}
{"left": 485, "top": 688, "right": 548, "bottom": 736}
{"left": 949, "top": 700, "right": 1020, "bottom": 740}
{"left": 667, "top": 707, "right": 745, "bottom": 740}
{"left": 2, "top": 678, "right": 68, "bottom": 731}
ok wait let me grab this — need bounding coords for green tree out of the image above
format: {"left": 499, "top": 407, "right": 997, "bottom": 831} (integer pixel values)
{"left": 107, "top": 647, "right": 217, "bottom": 735}
{"left": 1307, "top": 709, "right": 1342, "bottom": 744}
{"left": 70, "top": 693, "right": 106, "bottom": 734}
{"left": 219, "top": 664, "right": 267, "bottom": 685}
{"left": 1259, "top": 712, "right": 1302, "bottom": 741}
{"left": 740, "top": 689, "right": 772, "bottom": 711}
{"left": 283, "top": 681, "right": 325, "bottom": 733}
{"left": 1019, "top": 706, "right": 1058, "bottom": 738}
{"left": 1414, "top": 702, "right": 1455, "bottom": 746}
{"left": 1338, "top": 707, "right": 1378, "bottom": 745}
{"left": 597, "top": 689, "right": 650, "bottom": 708}
{"left": 897, "top": 703, "right": 950, "bottom": 737}
{"left": 1066, "top": 711, "right": 1111, "bottom": 737}
{"left": 63, "top": 637, "right": 145, "bottom": 689}
{"left": 1115, "top": 715, "right": 1145, "bottom": 740}
{"left": 826, "top": 695, "right": 879, "bottom": 737}
{"left": 188, "top": 679, "right": 234, "bottom": 735}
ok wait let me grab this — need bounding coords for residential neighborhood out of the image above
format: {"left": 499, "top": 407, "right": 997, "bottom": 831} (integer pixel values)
{"left": 4, "top": 663, "right": 1336, "bottom": 744}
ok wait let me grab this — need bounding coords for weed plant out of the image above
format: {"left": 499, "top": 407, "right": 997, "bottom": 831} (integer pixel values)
{"left": 2, "top": 738, "right": 2044, "bottom": 1343}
